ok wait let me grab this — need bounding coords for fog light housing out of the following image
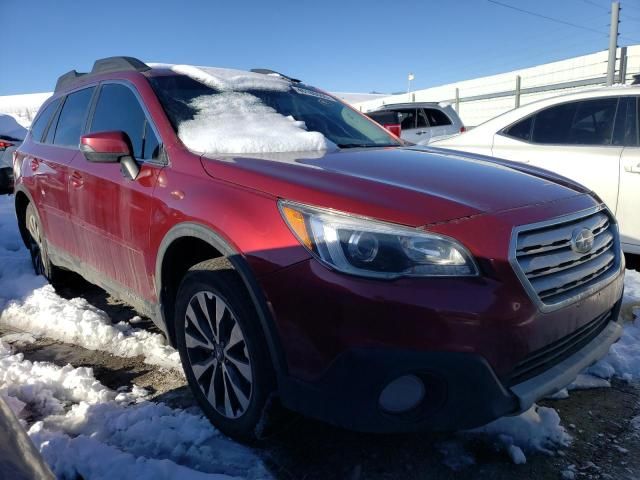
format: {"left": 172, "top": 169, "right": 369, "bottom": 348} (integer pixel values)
{"left": 378, "top": 374, "right": 426, "bottom": 414}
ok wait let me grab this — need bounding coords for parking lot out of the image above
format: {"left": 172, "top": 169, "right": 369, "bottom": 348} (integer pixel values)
{"left": 2, "top": 2, "right": 640, "bottom": 477}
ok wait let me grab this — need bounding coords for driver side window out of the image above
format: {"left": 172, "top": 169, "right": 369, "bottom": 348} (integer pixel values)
{"left": 89, "top": 83, "right": 160, "bottom": 160}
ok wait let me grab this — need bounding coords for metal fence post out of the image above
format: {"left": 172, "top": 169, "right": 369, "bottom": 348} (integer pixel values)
{"left": 607, "top": 1, "right": 620, "bottom": 86}
{"left": 515, "top": 75, "right": 521, "bottom": 108}
{"left": 619, "top": 46, "right": 627, "bottom": 84}
{"left": 455, "top": 88, "right": 460, "bottom": 113}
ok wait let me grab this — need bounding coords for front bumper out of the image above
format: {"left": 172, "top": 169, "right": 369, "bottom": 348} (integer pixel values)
{"left": 257, "top": 194, "right": 624, "bottom": 432}
{"left": 278, "top": 296, "right": 623, "bottom": 433}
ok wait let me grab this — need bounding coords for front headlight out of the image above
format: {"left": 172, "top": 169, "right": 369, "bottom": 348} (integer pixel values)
{"left": 279, "top": 200, "right": 479, "bottom": 279}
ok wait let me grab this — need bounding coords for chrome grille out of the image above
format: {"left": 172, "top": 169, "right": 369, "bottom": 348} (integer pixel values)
{"left": 511, "top": 207, "right": 620, "bottom": 310}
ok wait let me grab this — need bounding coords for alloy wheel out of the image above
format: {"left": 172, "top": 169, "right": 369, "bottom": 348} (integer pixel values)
{"left": 184, "top": 291, "right": 253, "bottom": 419}
{"left": 27, "top": 211, "right": 45, "bottom": 276}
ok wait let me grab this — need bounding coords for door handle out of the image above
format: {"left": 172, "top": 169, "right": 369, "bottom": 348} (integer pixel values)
{"left": 70, "top": 171, "right": 84, "bottom": 188}
{"left": 415, "top": 131, "right": 427, "bottom": 135}
{"left": 624, "top": 163, "right": 640, "bottom": 174}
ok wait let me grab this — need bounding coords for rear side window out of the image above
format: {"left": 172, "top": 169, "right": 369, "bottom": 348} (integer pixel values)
{"left": 424, "top": 108, "right": 452, "bottom": 126}
{"left": 395, "top": 109, "right": 417, "bottom": 130}
{"left": 30, "top": 99, "right": 61, "bottom": 143}
{"left": 53, "top": 88, "right": 95, "bottom": 147}
{"left": 531, "top": 98, "right": 618, "bottom": 145}
{"left": 504, "top": 116, "right": 534, "bottom": 141}
{"left": 531, "top": 102, "right": 577, "bottom": 144}
{"left": 569, "top": 98, "right": 617, "bottom": 145}
{"left": 90, "top": 84, "right": 159, "bottom": 159}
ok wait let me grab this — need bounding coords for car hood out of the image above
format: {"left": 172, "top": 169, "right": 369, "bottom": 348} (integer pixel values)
{"left": 200, "top": 146, "right": 588, "bottom": 227}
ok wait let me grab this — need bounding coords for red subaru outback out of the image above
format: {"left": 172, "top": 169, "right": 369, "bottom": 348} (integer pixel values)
{"left": 13, "top": 57, "right": 624, "bottom": 440}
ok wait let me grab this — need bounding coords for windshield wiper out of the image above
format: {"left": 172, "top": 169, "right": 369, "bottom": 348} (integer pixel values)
{"left": 337, "top": 143, "right": 399, "bottom": 149}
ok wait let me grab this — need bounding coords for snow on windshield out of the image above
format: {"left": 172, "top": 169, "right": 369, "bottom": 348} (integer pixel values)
{"left": 169, "top": 65, "right": 337, "bottom": 155}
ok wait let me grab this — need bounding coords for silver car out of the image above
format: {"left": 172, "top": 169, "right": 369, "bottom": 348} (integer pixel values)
{"left": 368, "top": 102, "right": 465, "bottom": 144}
{"left": 0, "top": 114, "right": 27, "bottom": 194}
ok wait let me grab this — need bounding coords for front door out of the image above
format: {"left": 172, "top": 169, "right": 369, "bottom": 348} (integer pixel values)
{"left": 617, "top": 96, "right": 640, "bottom": 252}
{"left": 69, "top": 82, "right": 164, "bottom": 301}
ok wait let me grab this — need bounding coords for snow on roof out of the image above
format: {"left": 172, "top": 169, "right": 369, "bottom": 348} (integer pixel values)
{"left": 171, "top": 64, "right": 291, "bottom": 92}
{"left": 168, "top": 64, "right": 337, "bottom": 155}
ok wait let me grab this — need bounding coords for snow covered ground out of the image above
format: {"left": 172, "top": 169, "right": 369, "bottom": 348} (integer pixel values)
{"left": 0, "top": 191, "right": 639, "bottom": 477}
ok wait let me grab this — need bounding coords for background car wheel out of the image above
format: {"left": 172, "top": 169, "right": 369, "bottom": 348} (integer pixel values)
{"left": 175, "top": 259, "right": 276, "bottom": 441}
{"left": 25, "top": 203, "right": 59, "bottom": 282}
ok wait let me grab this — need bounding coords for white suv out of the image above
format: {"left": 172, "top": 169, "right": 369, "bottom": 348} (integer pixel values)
{"left": 432, "top": 87, "right": 640, "bottom": 265}
{"left": 368, "top": 102, "right": 464, "bottom": 144}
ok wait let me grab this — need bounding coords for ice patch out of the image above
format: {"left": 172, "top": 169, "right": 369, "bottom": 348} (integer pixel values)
{"left": 1, "top": 332, "right": 37, "bottom": 346}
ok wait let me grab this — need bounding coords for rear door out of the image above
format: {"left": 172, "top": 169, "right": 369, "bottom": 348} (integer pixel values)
{"left": 492, "top": 97, "right": 622, "bottom": 212}
{"left": 616, "top": 96, "right": 640, "bottom": 252}
{"left": 69, "top": 82, "right": 163, "bottom": 301}
{"left": 394, "top": 108, "right": 422, "bottom": 143}
{"left": 422, "top": 107, "right": 454, "bottom": 142}
{"left": 30, "top": 89, "right": 95, "bottom": 256}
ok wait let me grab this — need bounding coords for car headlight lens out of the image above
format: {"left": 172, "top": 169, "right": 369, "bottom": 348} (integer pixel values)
{"left": 279, "top": 200, "right": 478, "bottom": 279}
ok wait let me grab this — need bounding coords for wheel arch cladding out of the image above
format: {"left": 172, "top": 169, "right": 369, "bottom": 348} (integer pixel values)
{"left": 156, "top": 222, "right": 288, "bottom": 380}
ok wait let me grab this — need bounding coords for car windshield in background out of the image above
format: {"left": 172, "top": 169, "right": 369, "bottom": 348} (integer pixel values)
{"left": 149, "top": 75, "right": 400, "bottom": 150}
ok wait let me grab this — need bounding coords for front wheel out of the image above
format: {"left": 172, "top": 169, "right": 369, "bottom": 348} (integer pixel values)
{"left": 175, "top": 259, "right": 276, "bottom": 441}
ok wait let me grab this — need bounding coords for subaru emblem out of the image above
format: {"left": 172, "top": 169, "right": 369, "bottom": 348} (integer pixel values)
{"left": 571, "top": 228, "right": 594, "bottom": 254}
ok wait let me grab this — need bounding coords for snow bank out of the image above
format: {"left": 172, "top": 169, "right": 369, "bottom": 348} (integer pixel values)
{"left": 474, "top": 405, "right": 572, "bottom": 456}
{"left": 587, "top": 270, "right": 640, "bottom": 381}
{"left": 0, "top": 92, "right": 50, "bottom": 128}
{"left": 0, "top": 339, "right": 268, "bottom": 479}
{"left": 1, "top": 285, "right": 181, "bottom": 370}
{"left": 0, "top": 195, "right": 181, "bottom": 370}
{"left": 170, "top": 65, "right": 336, "bottom": 155}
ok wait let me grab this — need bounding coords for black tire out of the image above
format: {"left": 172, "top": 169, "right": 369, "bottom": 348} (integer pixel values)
{"left": 175, "top": 259, "right": 276, "bottom": 441}
{"left": 25, "top": 203, "right": 61, "bottom": 283}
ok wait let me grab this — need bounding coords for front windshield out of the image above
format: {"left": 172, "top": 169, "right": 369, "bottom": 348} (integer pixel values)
{"left": 148, "top": 74, "right": 400, "bottom": 152}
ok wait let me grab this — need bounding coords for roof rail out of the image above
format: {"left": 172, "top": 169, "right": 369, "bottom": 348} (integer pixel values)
{"left": 55, "top": 70, "right": 87, "bottom": 93}
{"left": 250, "top": 68, "right": 301, "bottom": 83}
{"left": 91, "top": 56, "right": 150, "bottom": 75}
{"left": 54, "top": 56, "right": 150, "bottom": 93}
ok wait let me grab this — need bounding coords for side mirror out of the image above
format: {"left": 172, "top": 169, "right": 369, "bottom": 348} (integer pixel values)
{"left": 80, "top": 131, "right": 140, "bottom": 180}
